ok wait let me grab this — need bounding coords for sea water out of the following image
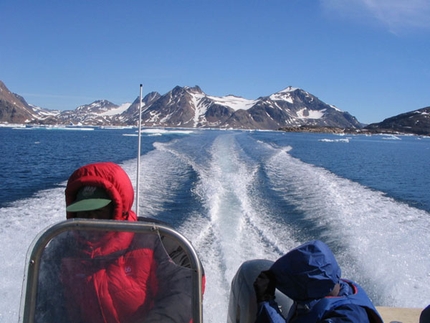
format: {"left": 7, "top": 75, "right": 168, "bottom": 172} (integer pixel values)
{"left": 0, "top": 127, "right": 429, "bottom": 322}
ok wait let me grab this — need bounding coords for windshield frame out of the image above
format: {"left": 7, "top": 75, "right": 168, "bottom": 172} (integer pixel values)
{"left": 19, "top": 218, "right": 204, "bottom": 323}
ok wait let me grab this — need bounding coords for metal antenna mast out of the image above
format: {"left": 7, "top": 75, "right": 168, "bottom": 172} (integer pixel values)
{"left": 136, "top": 84, "right": 143, "bottom": 216}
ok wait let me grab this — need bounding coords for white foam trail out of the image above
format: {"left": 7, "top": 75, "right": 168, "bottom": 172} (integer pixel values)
{"left": 191, "top": 134, "right": 263, "bottom": 323}
{"left": 265, "top": 145, "right": 430, "bottom": 308}
{"left": 124, "top": 144, "right": 190, "bottom": 218}
{"left": 178, "top": 134, "right": 297, "bottom": 323}
{"left": 0, "top": 186, "right": 65, "bottom": 322}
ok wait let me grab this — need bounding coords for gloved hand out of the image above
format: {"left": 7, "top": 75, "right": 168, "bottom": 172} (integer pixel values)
{"left": 253, "top": 270, "right": 276, "bottom": 303}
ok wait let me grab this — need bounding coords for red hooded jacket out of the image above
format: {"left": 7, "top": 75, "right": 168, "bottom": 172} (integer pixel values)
{"left": 53, "top": 162, "right": 194, "bottom": 323}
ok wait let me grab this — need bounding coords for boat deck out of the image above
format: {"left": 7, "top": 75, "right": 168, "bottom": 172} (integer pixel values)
{"left": 376, "top": 307, "right": 422, "bottom": 323}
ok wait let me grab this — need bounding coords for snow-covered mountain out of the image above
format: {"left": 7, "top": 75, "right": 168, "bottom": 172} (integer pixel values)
{"left": 114, "top": 85, "right": 361, "bottom": 130}
{"left": 57, "top": 100, "right": 132, "bottom": 126}
{"left": 0, "top": 80, "right": 367, "bottom": 130}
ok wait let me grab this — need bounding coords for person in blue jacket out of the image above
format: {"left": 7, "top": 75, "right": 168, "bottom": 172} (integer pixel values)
{"left": 420, "top": 305, "right": 430, "bottom": 323}
{"left": 253, "top": 240, "right": 383, "bottom": 323}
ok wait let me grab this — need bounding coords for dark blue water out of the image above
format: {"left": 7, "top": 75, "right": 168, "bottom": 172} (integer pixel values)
{"left": 1, "top": 127, "right": 429, "bottom": 321}
{"left": 0, "top": 127, "right": 177, "bottom": 207}
{"left": 256, "top": 132, "right": 430, "bottom": 212}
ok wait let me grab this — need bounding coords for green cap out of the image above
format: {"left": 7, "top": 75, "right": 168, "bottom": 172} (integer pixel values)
{"left": 66, "top": 186, "right": 112, "bottom": 212}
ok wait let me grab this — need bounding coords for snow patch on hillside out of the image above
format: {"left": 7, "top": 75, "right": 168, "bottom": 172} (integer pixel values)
{"left": 207, "top": 95, "right": 256, "bottom": 111}
{"left": 100, "top": 103, "right": 131, "bottom": 116}
{"left": 191, "top": 93, "right": 208, "bottom": 125}
{"left": 297, "top": 108, "right": 324, "bottom": 119}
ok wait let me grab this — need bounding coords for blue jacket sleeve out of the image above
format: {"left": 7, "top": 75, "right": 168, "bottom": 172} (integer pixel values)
{"left": 320, "top": 304, "right": 371, "bottom": 323}
{"left": 255, "top": 300, "right": 286, "bottom": 323}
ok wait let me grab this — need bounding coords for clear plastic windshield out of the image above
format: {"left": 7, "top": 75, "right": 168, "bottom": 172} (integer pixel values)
{"left": 20, "top": 220, "right": 203, "bottom": 323}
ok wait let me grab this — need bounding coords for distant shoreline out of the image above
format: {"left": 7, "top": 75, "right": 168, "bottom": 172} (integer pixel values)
{"left": 278, "top": 126, "right": 430, "bottom": 136}
{"left": 1, "top": 122, "right": 429, "bottom": 137}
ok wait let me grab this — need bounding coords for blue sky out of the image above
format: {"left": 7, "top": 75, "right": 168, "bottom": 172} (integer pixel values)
{"left": 1, "top": 0, "right": 429, "bottom": 124}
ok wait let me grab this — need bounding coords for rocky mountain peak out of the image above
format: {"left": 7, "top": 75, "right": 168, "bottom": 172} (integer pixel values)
{"left": 365, "top": 106, "right": 430, "bottom": 135}
{"left": 75, "top": 100, "right": 118, "bottom": 112}
{"left": 0, "top": 81, "right": 36, "bottom": 123}
{"left": 0, "top": 81, "right": 28, "bottom": 110}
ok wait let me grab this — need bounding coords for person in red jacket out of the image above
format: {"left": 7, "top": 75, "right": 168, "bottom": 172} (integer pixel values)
{"left": 36, "top": 162, "right": 199, "bottom": 323}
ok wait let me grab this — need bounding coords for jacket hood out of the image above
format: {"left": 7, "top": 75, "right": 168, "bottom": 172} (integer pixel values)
{"left": 65, "top": 162, "right": 136, "bottom": 221}
{"left": 270, "top": 240, "right": 341, "bottom": 301}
